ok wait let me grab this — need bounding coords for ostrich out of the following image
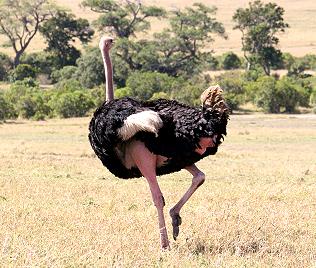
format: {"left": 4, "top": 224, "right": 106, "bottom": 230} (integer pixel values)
{"left": 89, "top": 37, "right": 230, "bottom": 249}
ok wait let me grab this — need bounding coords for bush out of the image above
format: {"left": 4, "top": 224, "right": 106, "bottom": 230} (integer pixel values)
{"left": 114, "top": 87, "right": 132, "bottom": 99}
{"left": 9, "top": 64, "right": 38, "bottom": 82}
{"left": 75, "top": 48, "right": 105, "bottom": 89}
{"left": 0, "top": 52, "right": 13, "bottom": 81}
{"left": 221, "top": 52, "right": 242, "bottom": 70}
{"left": 172, "top": 84, "right": 202, "bottom": 106}
{"left": 300, "top": 54, "right": 316, "bottom": 70}
{"left": 243, "top": 68, "right": 266, "bottom": 82}
{"left": 54, "top": 79, "right": 84, "bottom": 92}
{"left": 276, "top": 77, "right": 302, "bottom": 113}
{"left": 21, "top": 52, "right": 59, "bottom": 76}
{"left": 17, "top": 92, "right": 50, "bottom": 119}
{"left": 214, "top": 71, "right": 245, "bottom": 111}
{"left": 150, "top": 91, "right": 170, "bottom": 100}
{"left": 0, "top": 92, "right": 15, "bottom": 120}
{"left": 246, "top": 76, "right": 280, "bottom": 113}
{"left": 170, "top": 76, "right": 207, "bottom": 106}
{"left": 51, "top": 66, "right": 78, "bottom": 83}
{"left": 246, "top": 75, "right": 307, "bottom": 113}
{"left": 281, "top": 52, "right": 295, "bottom": 70}
{"left": 4, "top": 79, "right": 51, "bottom": 119}
{"left": 5, "top": 79, "right": 39, "bottom": 104}
{"left": 90, "top": 86, "right": 106, "bottom": 107}
{"left": 126, "top": 72, "right": 176, "bottom": 100}
{"left": 309, "top": 89, "right": 316, "bottom": 113}
{"left": 49, "top": 90, "right": 95, "bottom": 118}
{"left": 295, "top": 78, "right": 314, "bottom": 107}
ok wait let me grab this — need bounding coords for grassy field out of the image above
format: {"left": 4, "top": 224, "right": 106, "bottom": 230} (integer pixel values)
{"left": 1, "top": 0, "right": 316, "bottom": 57}
{"left": 0, "top": 114, "right": 315, "bottom": 267}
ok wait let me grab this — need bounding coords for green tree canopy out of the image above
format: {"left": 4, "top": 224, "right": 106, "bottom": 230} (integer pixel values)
{"left": 39, "top": 11, "right": 94, "bottom": 68}
{"left": 153, "top": 3, "right": 226, "bottom": 76}
{"left": 82, "top": 0, "right": 166, "bottom": 38}
{"left": 109, "top": 3, "right": 226, "bottom": 79}
{"left": 0, "top": 0, "right": 58, "bottom": 67}
{"left": 233, "top": 0, "right": 289, "bottom": 75}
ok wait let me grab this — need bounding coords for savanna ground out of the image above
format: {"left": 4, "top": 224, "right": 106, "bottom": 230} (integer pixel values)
{"left": 0, "top": 114, "right": 316, "bottom": 267}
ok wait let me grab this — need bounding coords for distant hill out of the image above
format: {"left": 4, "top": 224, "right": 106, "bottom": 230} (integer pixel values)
{"left": 1, "top": 0, "right": 316, "bottom": 57}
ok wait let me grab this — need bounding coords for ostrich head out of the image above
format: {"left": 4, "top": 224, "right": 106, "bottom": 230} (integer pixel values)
{"left": 198, "top": 85, "right": 230, "bottom": 148}
{"left": 99, "top": 36, "right": 114, "bottom": 52}
{"left": 200, "top": 85, "right": 230, "bottom": 118}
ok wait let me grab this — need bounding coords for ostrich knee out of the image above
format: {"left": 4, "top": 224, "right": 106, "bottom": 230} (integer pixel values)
{"left": 192, "top": 171, "right": 205, "bottom": 188}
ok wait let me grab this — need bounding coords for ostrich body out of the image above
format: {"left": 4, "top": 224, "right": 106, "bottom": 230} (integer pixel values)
{"left": 89, "top": 37, "right": 229, "bottom": 249}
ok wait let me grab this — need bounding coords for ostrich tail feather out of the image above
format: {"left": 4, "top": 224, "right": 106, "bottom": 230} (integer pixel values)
{"left": 200, "top": 85, "right": 230, "bottom": 116}
{"left": 117, "top": 110, "right": 163, "bottom": 141}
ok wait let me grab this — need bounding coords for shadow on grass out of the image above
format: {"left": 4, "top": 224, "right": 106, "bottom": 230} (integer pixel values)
{"left": 0, "top": 120, "right": 25, "bottom": 125}
{"left": 183, "top": 237, "right": 265, "bottom": 256}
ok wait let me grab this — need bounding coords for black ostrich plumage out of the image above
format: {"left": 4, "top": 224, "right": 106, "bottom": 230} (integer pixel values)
{"left": 89, "top": 97, "right": 229, "bottom": 179}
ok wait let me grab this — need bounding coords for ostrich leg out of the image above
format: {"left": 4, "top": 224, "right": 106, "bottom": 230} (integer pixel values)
{"left": 128, "top": 140, "right": 170, "bottom": 250}
{"left": 169, "top": 164, "right": 205, "bottom": 240}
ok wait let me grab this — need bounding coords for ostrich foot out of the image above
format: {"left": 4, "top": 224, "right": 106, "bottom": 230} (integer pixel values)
{"left": 169, "top": 210, "right": 182, "bottom": 240}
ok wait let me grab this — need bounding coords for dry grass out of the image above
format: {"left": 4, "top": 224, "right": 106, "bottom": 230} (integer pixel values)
{"left": 1, "top": 0, "right": 316, "bottom": 57}
{"left": 0, "top": 114, "right": 316, "bottom": 267}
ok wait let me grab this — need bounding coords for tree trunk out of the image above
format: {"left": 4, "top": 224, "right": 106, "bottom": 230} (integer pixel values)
{"left": 13, "top": 51, "right": 24, "bottom": 68}
{"left": 263, "top": 64, "right": 270, "bottom": 76}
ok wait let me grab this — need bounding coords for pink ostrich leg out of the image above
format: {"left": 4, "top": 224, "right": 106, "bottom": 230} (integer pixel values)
{"left": 128, "top": 140, "right": 170, "bottom": 250}
{"left": 169, "top": 164, "right": 205, "bottom": 240}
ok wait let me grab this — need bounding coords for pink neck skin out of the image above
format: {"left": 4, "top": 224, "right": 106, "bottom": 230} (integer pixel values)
{"left": 101, "top": 49, "right": 114, "bottom": 102}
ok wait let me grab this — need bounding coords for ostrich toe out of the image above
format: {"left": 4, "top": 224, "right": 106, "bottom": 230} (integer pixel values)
{"left": 170, "top": 212, "right": 182, "bottom": 240}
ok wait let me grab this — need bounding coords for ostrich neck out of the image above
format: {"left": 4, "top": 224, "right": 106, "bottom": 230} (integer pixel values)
{"left": 102, "top": 50, "right": 114, "bottom": 102}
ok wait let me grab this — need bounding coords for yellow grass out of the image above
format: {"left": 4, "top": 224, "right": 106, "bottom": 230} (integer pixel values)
{"left": 0, "top": 114, "right": 316, "bottom": 267}
{"left": 1, "top": 0, "right": 316, "bottom": 57}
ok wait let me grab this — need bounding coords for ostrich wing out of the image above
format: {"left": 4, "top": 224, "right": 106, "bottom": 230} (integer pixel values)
{"left": 117, "top": 110, "right": 163, "bottom": 141}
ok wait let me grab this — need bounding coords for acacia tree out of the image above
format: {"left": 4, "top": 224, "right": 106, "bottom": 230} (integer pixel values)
{"left": 0, "top": 0, "right": 58, "bottom": 67}
{"left": 81, "top": 0, "right": 166, "bottom": 38}
{"left": 233, "top": 0, "right": 289, "bottom": 75}
{"left": 153, "top": 3, "right": 226, "bottom": 76}
{"left": 81, "top": 0, "right": 166, "bottom": 85}
{"left": 40, "top": 11, "right": 94, "bottom": 67}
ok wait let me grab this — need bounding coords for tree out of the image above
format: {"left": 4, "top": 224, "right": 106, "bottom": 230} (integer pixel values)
{"left": 233, "top": 0, "right": 289, "bottom": 75}
{"left": 112, "top": 3, "right": 226, "bottom": 78}
{"left": 153, "top": 3, "right": 226, "bottom": 76}
{"left": 40, "top": 11, "right": 94, "bottom": 67}
{"left": 81, "top": 0, "right": 166, "bottom": 38}
{"left": 74, "top": 47, "right": 105, "bottom": 88}
{"left": 0, "top": 0, "right": 58, "bottom": 67}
